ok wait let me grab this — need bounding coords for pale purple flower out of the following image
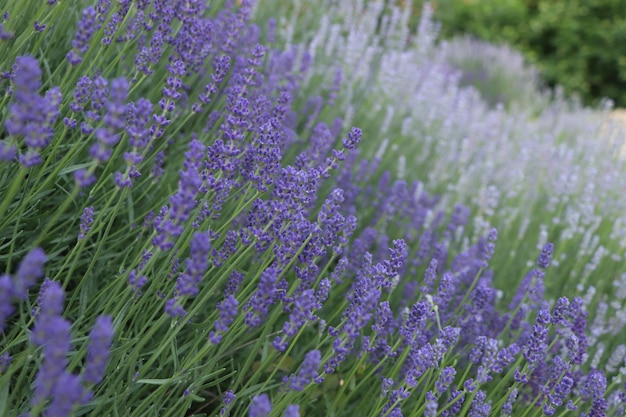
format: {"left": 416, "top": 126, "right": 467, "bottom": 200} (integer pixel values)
{"left": 523, "top": 308, "right": 551, "bottom": 365}
{"left": 441, "top": 390, "right": 465, "bottom": 417}
{"left": 83, "top": 315, "right": 114, "bottom": 385}
{"left": 342, "top": 127, "right": 362, "bottom": 150}
{"left": 44, "top": 372, "right": 91, "bottom": 416}
{"left": 67, "top": 7, "right": 98, "bottom": 65}
{"left": 273, "top": 289, "right": 317, "bottom": 351}
{"left": 283, "top": 405, "right": 300, "bottom": 417}
{"left": 537, "top": 242, "right": 554, "bottom": 269}
{"left": 469, "top": 390, "right": 490, "bottom": 417}
{"left": 220, "top": 389, "right": 236, "bottom": 416}
{"left": 174, "top": 231, "right": 211, "bottom": 297}
{"left": 0, "top": 275, "right": 16, "bottom": 332}
{"left": 249, "top": 394, "right": 271, "bottom": 417}
{"left": 209, "top": 295, "right": 239, "bottom": 344}
{"left": 13, "top": 247, "right": 47, "bottom": 300}
{"left": 245, "top": 267, "right": 278, "bottom": 327}
{"left": 30, "top": 282, "right": 72, "bottom": 404}
{"left": 424, "top": 391, "right": 438, "bottom": 417}
{"left": 78, "top": 206, "right": 95, "bottom": 239}
{"left": 5, "top": 56, "right": 61, "bottom": 166}
{"left": 0, "top": 351, "right": 11, "bottom": 373}
{"left": 70, "top": 76, "right": 92, "bottom": 112}
{"left": 501, "top": 387, "right": 518, "bottom": 415}
{"left": 436, "top": 366, "right": 457, "bottom": 394}
{"left": 284, "top": 350, "right": 322, "bottom": 392}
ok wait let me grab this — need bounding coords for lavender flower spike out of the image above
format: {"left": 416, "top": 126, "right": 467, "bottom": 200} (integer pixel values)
{"left": 13, "top": 247, "right": 47, "bottom": 300}
{"left": 84, "top": 315, "right": 115, "bottom": 385}
{"left": 537, "top": 242, "right": 554, "bottom": 269}
{"left": 249, "top": 394, "right": 272, "bottom": 417}
{"left": 0, "top": 275, "right": 15, "bottom": 331}
{"left": 78, "top": 206, "right": 95, "bottom": 240}
{"left": 283, "top": 405, "right": 300, "bottom": 417}
{"left": 285, "top": 350, "right": 322, "bottom": 391}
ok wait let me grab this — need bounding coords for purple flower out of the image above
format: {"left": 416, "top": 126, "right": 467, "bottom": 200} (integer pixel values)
{"left": 400, "top": 301, "right": 429, "bottom": 341}
{"left": 126, "top": 98, "right": 154, "bottom": 149}
{"left": 471, "top": 336, "right": 506, "bottom": 383}
{"left": 249, "top": 394, "right": 271, "bottom": 417}
{"left": 501, "top": 387, "right": 518, "bottom": 415}
{"left": 67, "top": 6, "right": 98, "bottom": 65}
{"left": 547, "top": 374, "right": 574, "bottom": 410}
{"left": 0, "top": 351, "right": 11, "bottom": 373}
{"left": 0, "top": 141, "right": 17, "bottom": 161}
{"left": 31, "top": 282, "right": 72, "bottom": 404}
{"left": 586, "top": 398, "right": 608, "bottom": 417}
{"left": 273, "top": 289, "right": 317, "bottom": 351}
{"left": 435, "top": 366, "right": 457, "bottom": 394}
{"left": 0, "top": 22, "right": 13, "bottom": 40}
{"left": 0, "top": 276, "right": 16, "bottom": 331}
{"left": 209, "top": 295, "right": 239, "bottom": 344}
{"left": 567, "top": 297, "right": 589, "bottom": 365}
{"left": 164, "top": 298, "right": 186, "bottom": 318}
{"left": 382, "top": 386, "right": 411, "bottom": 416}
{"left": 284, "top": 350, "right": 322, "bottom": 392}
{"left": 83, "top": 315, "right": 114, "bottom": 385}
{"left": 13, "top": 247, "right": 47, "bottom": 300}
{"left": 33, "top": 21, "right": 46, "bottom": 32}
{"left": 91, "top": 76, "right": 108, "bottom": 111}
{"left": 581, "top": 370, "right": 607, "bottom": 402}
{"left": 523, "top": 308, "right": 551, "bottom": 366}
{"left": 283, "top": 405, "right": 300, "bottom": 417}
{"left": 44, "top": 372, "right": 92, "bottom": 416}
{"left": 424, "top": 391, "right": 438, "bottom": 417}
{"left": 128, "top": 269, "right": 148, "bottom": 294}
{"left": 5, "top": 56, "right": 61, "bottom": 166}
{"left": 342, "top": 126, "right": 362, "bottom": 150}
{"left": 245, "top": 267, "right": 278, "bottom": 327}
{"left": 78, "top": 206, "right": 95, "bottom": 239}
{"left": 153, "top": 140, "right": 205, "bottom": 250}
{"left": 70, "top": 76, "right": 93, "bottom": 112}
{"left": 551, "top": 297, "right": 570, "bottom": 325}
{"left": 537, "top": 242, "right": 554, "bottom": 269}
{"left": 220, "top": 389, "right": 236, "bottom": 416}
{"left": 174, "top": 231, "right": 211, "bottom": 297}
{"left": 469, "top": 390, "right": 490, "bottom": 417}
{"left": 89, "top": 77, "right": 128, "bottom": 163}
{"left": 74, "top": 169, "right": 97, "bottom": 188}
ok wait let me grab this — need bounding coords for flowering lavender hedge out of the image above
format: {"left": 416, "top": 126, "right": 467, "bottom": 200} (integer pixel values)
{"left": 0, "top": 1, "right": 625, "bottom": 416}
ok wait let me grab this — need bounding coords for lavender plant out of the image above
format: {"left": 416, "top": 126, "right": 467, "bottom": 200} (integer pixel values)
{"left": 272, "top": 0, "right": 626, "bottom": 300}
{"left": 0, "top": 0, "right": 624, "bottom": 416}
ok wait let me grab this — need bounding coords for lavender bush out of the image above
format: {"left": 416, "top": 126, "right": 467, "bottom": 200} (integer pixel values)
{"left": 276, "top": 0, "right": 626, "bottom": 299}
{"left": 0, "top": 0, "right": 625, "bottom": 416}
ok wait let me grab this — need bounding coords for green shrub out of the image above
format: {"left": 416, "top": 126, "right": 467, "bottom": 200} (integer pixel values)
{"left": 409, "top": 0, "right": 626, "bottom": 107}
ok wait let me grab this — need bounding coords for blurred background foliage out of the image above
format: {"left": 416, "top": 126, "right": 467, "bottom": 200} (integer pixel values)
{"left": 400, "top": 0, "right": 626, "bottom": 107}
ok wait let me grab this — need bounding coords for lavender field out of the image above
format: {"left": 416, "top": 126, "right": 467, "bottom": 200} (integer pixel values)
{"left": 1, "top": 1, "right": 625, "bottom": 416}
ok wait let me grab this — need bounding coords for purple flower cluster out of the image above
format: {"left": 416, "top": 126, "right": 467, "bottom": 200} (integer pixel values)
{"left": 283, "top": 350, "right": 323, "bottom": 391}
{"left": 209, "top": 295, "right": 239, "bottom": 344}
{"left": 78, "top": 206, "right": 95, "bottom": 240}
{"left": 249, "top": 393, "right": 272, "bottom": 417}
{"left": 153, "top": 139, "right": 206, "bottom": 251}
{"left": 90, "top": 77, "right": 129, "bottom": 163}
{"left": 29, "top": 278, "right": 114, "bottom": 415}
{"left": 2, "top": 56, "right": 61, "bottom": 166}
{"left": 1, "top": 247, "right": 47, "bottom": 331}
{"left": 66, "top": 3, "right": 111, "bottom": 65}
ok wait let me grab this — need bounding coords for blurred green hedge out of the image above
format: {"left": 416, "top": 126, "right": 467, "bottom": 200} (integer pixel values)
{"left": 406, "top": 0, "right": 626, "bottom": 107}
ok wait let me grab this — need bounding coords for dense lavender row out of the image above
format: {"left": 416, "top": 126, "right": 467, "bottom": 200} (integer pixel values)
{"left": 0, "top": 0, "right": 625, "bottom": 416}
{"left": 274, "top": 0, "right": 626, "bottom": 299}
